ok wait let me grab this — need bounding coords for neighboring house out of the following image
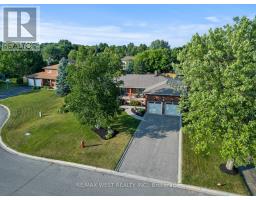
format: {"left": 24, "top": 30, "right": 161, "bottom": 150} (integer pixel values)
{"left": 27, "top": 64, "right": 59, "bottom": 88}
{"left": 118, "top": 74, "right": 181, "bottom": 116}
{"left": 121, "top": 56, "right": 134, "bottom": 71}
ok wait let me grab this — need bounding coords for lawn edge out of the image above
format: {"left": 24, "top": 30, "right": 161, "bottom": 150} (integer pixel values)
{"left": 0, "top": 104, "right": 238, "bottom": 196}
{"left": 178, "top": 116, "right": 183, "bottom": 184}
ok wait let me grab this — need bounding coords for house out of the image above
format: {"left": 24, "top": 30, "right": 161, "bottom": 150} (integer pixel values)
{"left": 121, "top": 56, "right": 134, "bottom": 71}
{"left": 118, "top": 74, "right": 182, "bottom": 116}
{"left": 27, "top": 64, "right": 59, "bottom": 88}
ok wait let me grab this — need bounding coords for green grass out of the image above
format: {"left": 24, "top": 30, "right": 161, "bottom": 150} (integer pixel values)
{"left": 1, "top": 90, "right": 140, "bottom": 169}
{"left": 182, "top": 132, "right": 250, "bottom": 195}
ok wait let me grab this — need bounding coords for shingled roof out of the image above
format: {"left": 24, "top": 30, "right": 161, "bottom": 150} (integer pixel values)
{"left": 118, "top": 74, "right": 167, "bottom": 89}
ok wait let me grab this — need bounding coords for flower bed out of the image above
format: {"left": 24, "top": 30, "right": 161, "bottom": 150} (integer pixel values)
{"left": 93, "top": 127, "right": 119, "bottom": 140}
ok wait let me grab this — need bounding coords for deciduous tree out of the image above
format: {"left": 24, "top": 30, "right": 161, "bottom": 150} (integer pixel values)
{"left": 66, "top": 51, "right": 121, "bottom": 127}
{"left": 178, "top": 17, "right": 256, "bottom": 170}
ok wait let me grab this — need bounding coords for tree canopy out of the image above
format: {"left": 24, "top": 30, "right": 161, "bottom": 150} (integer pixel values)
{"left": 41, "top": 40, "right": 74, "bottom": 65}
{"left": 178, "top": 17, "right": 256, "bottom": 167}
{"left": 150, "top": 39, "right": 170, "bottom": 49}
{"left": 133, "top": 48, "right": 173, "bottom": 73}
{"left": 0, "top": 50, "right": 45, "bottom": 78}
{"left": 65, "top": 51, "right": 122, "bottom": 127}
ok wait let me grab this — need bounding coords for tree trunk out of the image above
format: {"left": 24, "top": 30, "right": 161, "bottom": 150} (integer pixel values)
{"left": 226, "top": 159, "right": 234, "bottom": 171}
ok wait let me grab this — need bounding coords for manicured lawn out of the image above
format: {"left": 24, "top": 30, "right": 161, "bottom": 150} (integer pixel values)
{"left": 1, "top": 90, "right": 140, "bottom": 169}
{"left": 182, "top": 132, "right": 249, "bottom": 195}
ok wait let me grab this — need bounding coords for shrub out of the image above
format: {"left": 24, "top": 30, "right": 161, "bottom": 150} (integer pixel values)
{"left": 130, "top": 100, "right": 141, "bottom": 106}
{"left": 105, "top": 132, "right": 113, "bottom": 140}
{"left": 58, "top": 104, "right": 70, "bottom": 114}
{"left": 16, "top": 77, "right": 23, "bottom": 85}
{"left": 33, "top": 86, "right": 41, "bottom": 90}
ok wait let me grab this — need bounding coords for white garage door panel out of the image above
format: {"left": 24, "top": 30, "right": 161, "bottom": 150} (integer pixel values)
{"left": 164, "top": 103, "right": 180, "bottom": 116}
{"left": 28, "top": 79, "right": 34, "bottom": 86}
{"left": 35, "top": 79, "right": 42, "bottom": 87}
{"left": 148, "top": 102, "right": 162, "bottom": 115}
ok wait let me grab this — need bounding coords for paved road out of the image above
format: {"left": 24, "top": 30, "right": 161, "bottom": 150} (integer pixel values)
{"left": 0, "top": 97, "right": 208, "bottom": 195}
{"left": 0, "top": 86, "right": 32, "bottom": 99}
{"left": 119, "top": 114, "right": 180, "bottom": 182}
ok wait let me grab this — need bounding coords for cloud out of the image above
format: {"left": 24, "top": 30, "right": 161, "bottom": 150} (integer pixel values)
{"left": 123, "top": 21, "right": 148, "bottom": 28}
{"left": 205, "top": 16, "right": 220, "bottom": 23}
{"left": 0, "top": 18, "right": 221, "bottom": 47}
{"left": 38, "top": 21, "right": 153, "bottom": 45}
{"left": 0, "top": 12, "right": 241, "bottom": 48}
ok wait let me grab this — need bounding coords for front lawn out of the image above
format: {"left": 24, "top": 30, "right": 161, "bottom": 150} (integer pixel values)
{"left": 182, "top": 132, "right": 250, "bottom": 195}
{"left": 1, "top": 90, "right": 140, "bottom": 169}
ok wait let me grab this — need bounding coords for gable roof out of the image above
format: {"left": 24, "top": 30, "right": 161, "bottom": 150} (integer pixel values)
{"left": 27, "top": 71, "right": 57, "bottom": 80}
{"left": 43, "top": 64, "right": 59, "bottom": 70}
{"left": 144, "top": 78, "right": 183, "bottom": 96}
{"left": 121, "top": 56, "right": 134, "bottom": 62}
{"left": 118, "top": 74, "right": 167, "bottom": 89}
{"left": 144, "top": 82, "right": 180, "bottom": 96}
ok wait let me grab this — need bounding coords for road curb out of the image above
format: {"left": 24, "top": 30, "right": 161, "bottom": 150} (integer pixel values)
{"left": 0, "top": 104, "right": 238, "bottom": 196}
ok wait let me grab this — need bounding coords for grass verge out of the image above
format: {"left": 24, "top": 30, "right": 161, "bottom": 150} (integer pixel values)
{"left": 182, "top": 132, "right": 250, "bottom": 195}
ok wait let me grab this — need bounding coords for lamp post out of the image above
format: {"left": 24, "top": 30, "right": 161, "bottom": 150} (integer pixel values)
{"left": 5, "top": 79, "right": 10, "bottom": 90}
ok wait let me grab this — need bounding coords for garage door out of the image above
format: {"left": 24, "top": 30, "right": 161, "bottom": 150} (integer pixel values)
{"left": 35, "top": 79, "right": 42, "bottom": 87}
{"left": 164, "top": 103, "right": 180, "bottom": 116}
{"left": 28, "top": 79, "right": 34, "bottom": 86}
{"left": 147, "top": 102, "right": 162, "bottom": 115}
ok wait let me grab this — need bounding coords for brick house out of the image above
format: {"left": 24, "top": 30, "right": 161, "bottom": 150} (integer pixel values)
{"left": 118, "top": 74, "right": 182, "bottom": 116}
{"left": 27, "top": 64, "right": 59, "bottom": 88}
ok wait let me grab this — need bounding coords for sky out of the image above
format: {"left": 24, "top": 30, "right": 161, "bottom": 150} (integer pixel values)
{"left": 1, "top": 4, "right": 256, "bottom": 47}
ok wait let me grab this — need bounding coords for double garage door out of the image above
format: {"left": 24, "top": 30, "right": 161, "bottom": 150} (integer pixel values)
{"left": 147, "top": 102, "right": 180, "bottom": 116}
{"left": 28, "top": 79, "right": 42, "bottom": 87}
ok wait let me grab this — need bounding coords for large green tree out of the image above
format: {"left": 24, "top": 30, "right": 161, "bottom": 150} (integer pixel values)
{"left": 150, "top": 39, "right": 170, "bottom": 49}
{"left": 66, "top": 51, "right": 121, "bottom": 127}
{"left": 133, "top": 48, "right": 173, "bottom": 73}
{"left": 178, "top": 17, "right": 256, "bottom": 170}
{"left": 0, "top": 49, "right": 45, "bottom": 78}
{"left": 41, "top": 40, "right": 73, "bottom": 65}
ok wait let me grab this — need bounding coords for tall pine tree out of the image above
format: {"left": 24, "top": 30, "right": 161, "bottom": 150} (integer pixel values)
{"left": 56, "top": 58, "right": 69, "bottom": 96}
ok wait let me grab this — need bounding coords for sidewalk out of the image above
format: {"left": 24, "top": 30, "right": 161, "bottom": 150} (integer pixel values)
{"left": 121, "top": 105, "right": 145, "bottom": 121}
{"left": 240, "top": 167, "right": 256, "bottom": 195}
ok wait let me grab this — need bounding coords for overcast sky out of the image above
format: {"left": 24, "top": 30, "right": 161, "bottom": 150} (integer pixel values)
{"left": 1, "top": 4, "right": 256, "bottom": 47}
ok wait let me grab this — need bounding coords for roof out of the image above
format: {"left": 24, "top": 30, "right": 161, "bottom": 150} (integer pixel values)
{"left": 118, "top": 74, "right": 167, "bottom": 89}
{"left": 43, "top": 64, "right": 59, "bottom": 70}
{"left": 27, "top": 71, "right": 57, "bottom": 80}
{"left": 144, "top": 78, "right": 183, "bottom": 96}
{"left": 144, "top": 82, "right": 180, "bottom": 96}
{"left": 121, "top": 56, "right": 134, "bottom": 62}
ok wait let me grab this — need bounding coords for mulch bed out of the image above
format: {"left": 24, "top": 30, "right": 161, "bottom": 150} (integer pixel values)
{"left": 219, "top": 163, "right": 239, "bottom": 175}
{"left": 93, "top": 127, "right": 119, "bottom": 140}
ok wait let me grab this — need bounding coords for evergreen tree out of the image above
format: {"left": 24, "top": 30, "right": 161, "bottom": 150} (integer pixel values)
{"left": 56, "top": 58, "right": 69, "bottom": 96}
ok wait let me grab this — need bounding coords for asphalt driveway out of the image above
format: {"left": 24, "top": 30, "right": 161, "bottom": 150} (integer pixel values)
{"left": 0, "top": 86, "right": 32, "bottom": 100}
{"left": 118, "top": 113, "right": 180, "bottom": 182}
